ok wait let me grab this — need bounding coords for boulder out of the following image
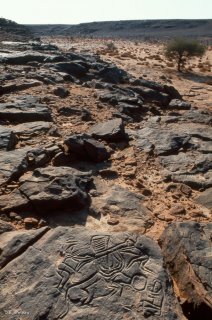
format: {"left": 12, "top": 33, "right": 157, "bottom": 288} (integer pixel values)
{"left": 89, "top": 118, "right": 127, "bottom": 142}
{"left": 53, "top": 86, "right": 69, "bottom": 98}
{"left": 160, "top": 222, "right": 212, "bottom": 310}
{"left": 0, "top": 227, "right": 184, "bottom": 319}
{"left": 0, "top": 227, "right": 49, "bottom": 268}
{"left": 64, "top": 134, "right": 109, "bottom": 162}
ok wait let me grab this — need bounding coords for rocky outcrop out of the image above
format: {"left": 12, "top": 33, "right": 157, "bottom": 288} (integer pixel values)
{"left": 0, "top": 37, "right": 211, "bottom": 320}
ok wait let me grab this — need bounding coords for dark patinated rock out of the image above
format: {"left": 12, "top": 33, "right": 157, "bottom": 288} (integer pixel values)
{"left": 0, "top": 227, "right": 49, "bottom": 268}
{"left": 0, "top": 95, "right": 52, "bottom": 123}
{"left": 195, "top": 188, "right": 212, "bottom": 209}
{"left": 160, "top": 222, "right": 212, "bottom": 309}
{"left": 64, "top": 134, "right": 109, "bottom": 162}
{"left": 0, "top": 126, "right": 17, "bottom": 150}
{"left": 135, "top": 127, "right": 191, "bottom": 155}
{"left": 54, "top": 62, "right": 88, "bottom": 76}
{"left": 84, "top": 139, "right": 110, "bottom": 162}
{"left": 129, "top": 86, "right": 170, "bottom": 106}
{"left": 12, "top": 121, "right": 53, "bottom": 138}
{"left": 0, "top": 220, "right": 14, "bottom": 234}
{"left": 0, "top": 227, "right": 184, "bottom": 319}
{"left": 89, "top": 118, "right": 127, "bottom": 142}
{"left": 161, "top": 153, "right": 212, "bottom": 190}
{"left": 0, "top": 146, "right": 58, "bottom": 187}
{"left": 168, "top": 99, "right": 191, "bottom": 110}
{"left": 53, "top": 86, "right": 70, "bottom": 98}
{"left": 58, "top": 106, "right": 82, "bottom": 116}
{"left": 0, "top": 166, "right": 92, "bottom": 214}
{"left": 0, "top": 52, "right": 64, "bottom": 64}
{"left": 99, "top": 65, "right": 128, "bottom": 84}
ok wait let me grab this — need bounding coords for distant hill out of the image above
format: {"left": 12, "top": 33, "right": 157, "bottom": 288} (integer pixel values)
{"left": 0, "top": 18, "right": 32, "bottom": 41}
{"left": 27, "top": 20, "right": 212, "bottom": 41}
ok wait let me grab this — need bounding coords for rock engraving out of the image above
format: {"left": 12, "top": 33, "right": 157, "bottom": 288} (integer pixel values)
{"left": 56, "top": 234, "right": 164, "bottom": 318}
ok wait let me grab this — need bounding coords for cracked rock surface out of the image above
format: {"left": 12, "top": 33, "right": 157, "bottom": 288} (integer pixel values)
{"left": 0, "top": 38, "right": 211, "bottom": 319}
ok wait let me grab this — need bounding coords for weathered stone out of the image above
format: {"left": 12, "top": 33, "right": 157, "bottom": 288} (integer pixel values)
{"left": 54, "top": 62, "right": 88, "bottom": 76}
{"left": 163, "top": 85, "right": 182, "bottom": 100}
{"left": 0, "top": 220, "right": 14, "bottom": 234}
{"left": 169, "top": 204, "right": 186, "bottom": 215}
{"left": 0, "top": 52, "right": 63, "bottom": 64}
{"left": 161, "top": 153, "right": 212, "bottom": 189}
{"left": 12, "top": 121, "right": 53, "bottom": 138}
{"left": 0, "top": 126, "right": 17, "bottom": 150}
{"left": 0, "top": 146, "right": 57, "bottom": 187}
{"left": 84, "top": 138, "right": 110, "bottom": 162}
{"left": 0, "top": 227, "right": 49, "bottom": 268}
{"left": 168, "top": 99, "right": 191, "bottom": 110}
{"left": 4, "top": 166, "right": 91, "bottom": 214}
{"left": 195, "top": 188, "right": 212, "bottom": 209}
{"left": 99, "top": 65, "right": 128, "bottom": 84}
{"left": 89, "top": 118, "right": 127, "bottom": 142}
{"left": 24, "top": 217, "right": 39, "bottom": 229}
{"left": 0, "top": 227, "right": 184, "bottom": 319}
{"left": 92, "top": 185, "right": 154, "bottom": 232}
{"left": 134, "top": 126, "right": 191, "bottom": 155}
{"left": 58, "top": 106, "right": 82, "bottom": 116}
{"left": 160, "top": 222, "right": 212, "bottom": 309}
{"left": 129, "top": 86, "right": 170, "bottom": 106}
{"left": 64, "top": 134, "right": 109, "bottom": 162}
{"left": 0, "top": 95, "right": 52, "bottom": 123}
{"left": 53, "top": 86, "right": 69, "bottom": 98}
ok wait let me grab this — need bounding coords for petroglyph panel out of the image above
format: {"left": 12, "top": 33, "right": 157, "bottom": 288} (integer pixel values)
{"left": 0, "top": 228, "right": 184, "bottom": 320}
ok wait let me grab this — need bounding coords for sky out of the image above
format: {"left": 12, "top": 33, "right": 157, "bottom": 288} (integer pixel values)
{"left": 1, "top": 0, "right": 212, "bottom": 24}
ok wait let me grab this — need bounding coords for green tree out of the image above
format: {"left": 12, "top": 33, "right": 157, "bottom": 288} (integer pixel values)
{"left": 165, "top": 38, "right": 206, "bottom": 72}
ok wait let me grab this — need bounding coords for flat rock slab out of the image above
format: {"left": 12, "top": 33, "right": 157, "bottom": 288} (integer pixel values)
{"left": 92, "top": 185, "right": 154, "bottom": 232}
{"left": 0, "top": 166, "right": 92, "bottom": 213}
{"left": 160, "top": 222, "right": 212, "bottom": 309}
{"left": 89, "top": 118, "right": 127, "bottom": 142}
{"left": 135, "top": 127, "right": 190, "bottom": 155}
{"left": 161, "top": 153, "right": 212, "bottom": 190}
{"left": 0, "top": 227, "right": 183, "bottom": 319}
{"left": 12, "top": 121, "right": 53, "bottom": 137}
{"left": 0, "top": 95, "right": 52, "bottom": 123}
{"left": 0, "top": 146, "right": 57, "bottom": 187}
{"left": 0, "top": 51, "right": 62, "bottom": 64}
{"left": 0, "top": 147, "right": 29, "bottom": 186}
